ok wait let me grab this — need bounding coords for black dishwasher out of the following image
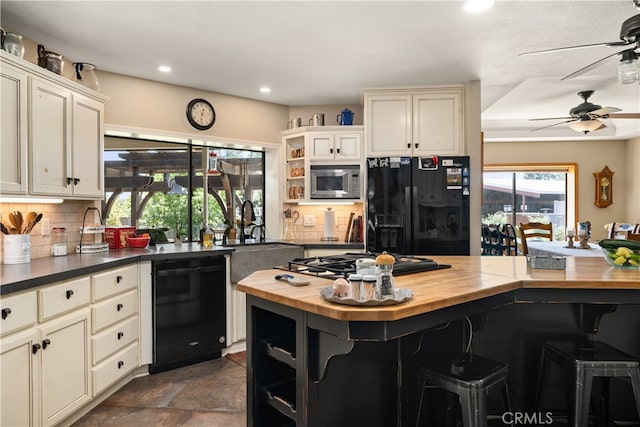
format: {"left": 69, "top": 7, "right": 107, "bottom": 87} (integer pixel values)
{"left": 151, "top": 256, "right": 226, "bottom": 374}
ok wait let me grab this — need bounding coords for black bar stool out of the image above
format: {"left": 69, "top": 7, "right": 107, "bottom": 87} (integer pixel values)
{"left": 535, "top": 340, "right": 640, "bottom": 426}
{"left": 415, "top": 353, "right": 512, "bottom": 427}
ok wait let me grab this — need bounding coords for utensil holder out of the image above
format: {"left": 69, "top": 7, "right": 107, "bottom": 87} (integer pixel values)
{"left": 3, "top": 234, "right": 30, "bottom": 264}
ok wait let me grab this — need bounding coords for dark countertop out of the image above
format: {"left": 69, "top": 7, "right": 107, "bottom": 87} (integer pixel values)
{"left": 0, "top": 239, "right": 305, "bottom": 295}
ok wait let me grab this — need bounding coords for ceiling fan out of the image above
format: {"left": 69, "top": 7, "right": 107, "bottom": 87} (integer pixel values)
{"left": 529, "top": 90, "right": 640, "bottom": 134}
{"left": 520, "top": 1, "right": 640, "bottom": 83}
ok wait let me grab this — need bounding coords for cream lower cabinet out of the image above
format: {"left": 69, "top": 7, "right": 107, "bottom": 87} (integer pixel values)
{"left": 90, "top": 264, "right": 140, "bottom": 397}
{"left": 1, "top": 278, "right": 92, "bottom": 427}
{"left": 0, "top": 262, "right": 146, "bottom": 426}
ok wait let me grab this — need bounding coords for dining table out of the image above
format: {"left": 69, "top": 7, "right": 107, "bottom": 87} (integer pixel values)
{"left": 526, "top": 240, "right": 602, "bottom": 257}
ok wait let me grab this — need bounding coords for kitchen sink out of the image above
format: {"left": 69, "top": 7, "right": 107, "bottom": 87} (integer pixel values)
{"left": 227, "top": 242, "right": 303, "bottom": 283}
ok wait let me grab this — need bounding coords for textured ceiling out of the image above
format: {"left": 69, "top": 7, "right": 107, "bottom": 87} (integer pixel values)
{"left": 2, "top": 0, "right": 639, "bottom": 141}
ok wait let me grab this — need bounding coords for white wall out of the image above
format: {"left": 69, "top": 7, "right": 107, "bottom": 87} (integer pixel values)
{"left": 483, "top": 138, "right": 630, "bottom": 241}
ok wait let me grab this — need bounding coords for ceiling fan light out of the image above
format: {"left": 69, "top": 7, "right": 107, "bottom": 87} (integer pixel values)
{"left": 569, "top": 119, "right": 604, "bottom": 134}
{"left": 618, "top": 52, "right": 639, "bottom": 84}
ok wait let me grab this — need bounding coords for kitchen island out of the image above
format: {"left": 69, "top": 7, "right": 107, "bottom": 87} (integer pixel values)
{"left": 237, "top": 256, "right": 640, "bottom": 426}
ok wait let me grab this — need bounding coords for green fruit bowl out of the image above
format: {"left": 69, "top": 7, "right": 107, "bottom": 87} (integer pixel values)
{"left": 600, "top": 246, "right": 640, "bottom": 269}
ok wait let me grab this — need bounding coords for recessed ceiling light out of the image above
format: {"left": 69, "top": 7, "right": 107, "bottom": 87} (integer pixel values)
{"left": 463, "top": 0, "right": 494, "bottom": 12}
{"left": 260, "top": 87, "right": 271, "bottom": 94}
{"left": 158, "top": 65, "right": 171, "bottom": 73}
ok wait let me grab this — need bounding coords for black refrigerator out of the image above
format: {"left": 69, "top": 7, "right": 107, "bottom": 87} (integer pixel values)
{"left": 366, "top": 156, "right": 470, "bottom": 255}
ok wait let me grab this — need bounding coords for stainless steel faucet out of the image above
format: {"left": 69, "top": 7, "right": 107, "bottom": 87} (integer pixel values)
{"left": 239, "top": 200, "right": 256, "bottom": 243}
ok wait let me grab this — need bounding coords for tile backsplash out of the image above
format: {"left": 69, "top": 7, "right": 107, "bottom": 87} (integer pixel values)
{"left": 283, "top": 203, "right": 364, "bottom": 242}
{"left": 1, "top": 200, "right": 100, "bottom": 260}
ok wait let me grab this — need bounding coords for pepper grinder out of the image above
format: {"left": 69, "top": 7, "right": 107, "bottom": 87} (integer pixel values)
{"left": 566, "top": 228, "right": 575, "bottom": 248}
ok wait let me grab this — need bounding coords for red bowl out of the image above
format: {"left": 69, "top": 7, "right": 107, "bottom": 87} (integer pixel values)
{"left": 127, "top": 236, "right": 150, "bottom": 248}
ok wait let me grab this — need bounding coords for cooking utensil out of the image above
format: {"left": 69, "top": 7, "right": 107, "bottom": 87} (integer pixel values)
{"left": 0, "top": 222, "right": 9, "bottom": 235}
{"left": 23, "top": 212, "right": 37, "bottom": 233}
{"left": 275, "top": 274, "right": 310, "bottom": 286}
{"left": 24, "top": 213, "right": 43, "bottom": 234}
{"left": 9, "top": 211, "right": 22, "bottom": 234}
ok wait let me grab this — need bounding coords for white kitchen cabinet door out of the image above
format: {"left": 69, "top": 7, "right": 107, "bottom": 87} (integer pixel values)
{"left": 307, "top": 134, "right": 335, "bottom": 160}
{"left": 0, "top": 61, "right": 28, "bottom": 194}
{"left": 335, "top": 133, "right": 361, "bottom": 160}
{"left": 40, "top": 309, "right": 91, "bottom": 426}
{"left": 0, "top": 328, "right": 40, "bottom": 427}
{"left": 413, "top": 90, "right": 462, "bottom": 156}
{"left": 364, "top": 93, "right": 412, "bottom": 157}
{"left": 29, "top": 77, "right": 72, "bottom": 196}
{"left": 71, "top": 93, "right": 104, "bottom": 198}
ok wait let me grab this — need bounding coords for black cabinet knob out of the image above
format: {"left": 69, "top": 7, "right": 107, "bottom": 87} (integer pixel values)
{"left": 116, "top": 303, "right": 123, "bottom": 312}
{"left": 414, "top": 143, "right": 419, "bottom": 149}
{"left": 73, "top": 178, "right": 80, "bottom": 185}
{"left": 116, "top": 275, "right": 123, "bottom": 283}
{"left": 407, "top": 143, "right": 411, "bottom": 149}
{"left": 117, "top": 332, "right": 124, "bottom": 340}
{"left": 336, "top": 148, "right": 341, "bottom": 154}
{"left": 66, "top": 290, "right": 74, "bottom": 300}
{"left": 66, "top": 177, "right": 73, "bottom": 185}
{"left": 42, "top": 339, "right": 51, "bottom": 350}
{"left": 32, "top": 343, "right": 41, "bottom": 354}
{"left": 117, "top": 361, "right": 124, "bottom": 369}
{"left": 329, "top": 148, "right": 334, "bottom": 154}
{"left": 1, "top": 308, "right": 11, "bottom": 320}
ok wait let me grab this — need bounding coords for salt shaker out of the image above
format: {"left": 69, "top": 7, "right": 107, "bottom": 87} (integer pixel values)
{"left": 375, "top": 252, "right": 395, "bottom": 298}
{"left": 348, "top": 274, "right": 362, "bottom": 300}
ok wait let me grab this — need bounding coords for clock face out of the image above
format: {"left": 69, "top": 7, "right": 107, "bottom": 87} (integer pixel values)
{"left": 186, "top": 98, "right": 215, "bottom": 130}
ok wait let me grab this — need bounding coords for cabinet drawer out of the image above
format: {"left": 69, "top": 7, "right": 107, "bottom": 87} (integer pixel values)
{"left": 92, "top": 315, "right": 139, "bottom": 365}
{"left": 39, "top": 276, "right": 90, "bottom": 322}
{"left": 92, "top": 341, "right": 139, "bottom": 396}
{"left": 92, "top": 290, "right": 138, "bottom": 333}
{"left": 92, "top": 264, "right": 138, "bottom": 302}
{"left": 0, "top": 291, "right": 36, "bottom": 336}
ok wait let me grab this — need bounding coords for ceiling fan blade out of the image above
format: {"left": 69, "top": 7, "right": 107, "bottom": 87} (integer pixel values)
{"left": 531, "top": 119, "right": 576, "bottom": 132}
{"left": 561, "top": 49, "right": 630, "bottom": 80}
{"left": 606, "top": 113, "right": 640, "bottom": 119}
{"left": 590, "top": 106, "right": 622, "bottom": 116}
{"left": 529, "top": 116, "right": 573, "bottom": 122}
{"left": 519, "top": 41, "right": 629, "bottom": 56}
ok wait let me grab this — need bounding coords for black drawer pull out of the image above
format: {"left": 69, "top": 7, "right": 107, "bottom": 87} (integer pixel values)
{"left": 117, "top": 332, "right": 124, "bottom": 340}
{"left": 32, "top": 343, "right": 41, "bottom": 354}
{"left": 2, "top": 308, "right": 11, "bottom": 320}
{"left": 116, "top": 303, "right": 123, "bottom": 312}
{"left": 118, "top": 361, "right": 124, "bottom": 369}
{"left": 66, "top": 177, "right": 73, "bottom": 185}
{"left": 116, "top": 275, "right": 123, "bottom": 283}
{"left": 66, "top": 290, "right": 74, "bottom": 299}
{"left": 42, "top": 339, "right": 51, "bottom": 350}
{"left": 336, "top": 148, "right": 340, "bottom": 154}
{"left": 414, "top": 143, "right": 419, "bottom": 149}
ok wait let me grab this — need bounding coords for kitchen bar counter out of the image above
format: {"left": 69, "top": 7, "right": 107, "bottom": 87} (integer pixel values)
{"left": 237, "top": 256, "right": 640, "bottom": 322}
{"left": 238, "top": 256, "right": 640, "bottom": 426}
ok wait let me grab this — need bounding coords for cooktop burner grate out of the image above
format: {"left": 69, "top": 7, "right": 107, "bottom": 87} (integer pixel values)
{"left": 282, "top": 252, "right": 451, "bottom": 280}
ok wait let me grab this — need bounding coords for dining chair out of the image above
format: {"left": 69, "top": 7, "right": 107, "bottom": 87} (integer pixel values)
{"left": 628, "top": 233, "right": 640, "bottom": 242}
{"left": 518, "top": 222, "right": 553, "bottom": 256}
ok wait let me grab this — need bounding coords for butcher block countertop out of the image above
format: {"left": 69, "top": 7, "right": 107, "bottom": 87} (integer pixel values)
{"left": 236, "top": 256, "right": 640, "bottom": 322}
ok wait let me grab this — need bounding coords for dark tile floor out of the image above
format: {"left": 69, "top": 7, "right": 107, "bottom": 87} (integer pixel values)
{"left": 73, "top": 353, "right": 246, "bottom": 426}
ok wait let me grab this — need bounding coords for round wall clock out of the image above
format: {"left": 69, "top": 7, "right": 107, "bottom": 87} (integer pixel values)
{"left": 186, "top": 98, "right": 215, "bottom": 130}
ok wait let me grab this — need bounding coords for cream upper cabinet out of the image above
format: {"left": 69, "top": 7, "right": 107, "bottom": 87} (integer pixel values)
{"left": 1, "top": 51, "right": 107, "bottom": 200}
{"left": 0, "top": 59, "right": 28, "bottom": 194}
{"left": 30, "top": 80, "right": 105, "bottom": 199}
{"left": 364, "top": 88, "right": 464, "bottom": 157}
{"left": 307, "top": 132, "right": 362, "bottom": 162}
{"left": 29, "top": 77, "right": 72, "bottom": 196}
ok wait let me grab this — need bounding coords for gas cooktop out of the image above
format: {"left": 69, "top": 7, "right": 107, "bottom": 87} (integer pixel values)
{"left": 279, "top": 252, "right": 451, "bottom": 280}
